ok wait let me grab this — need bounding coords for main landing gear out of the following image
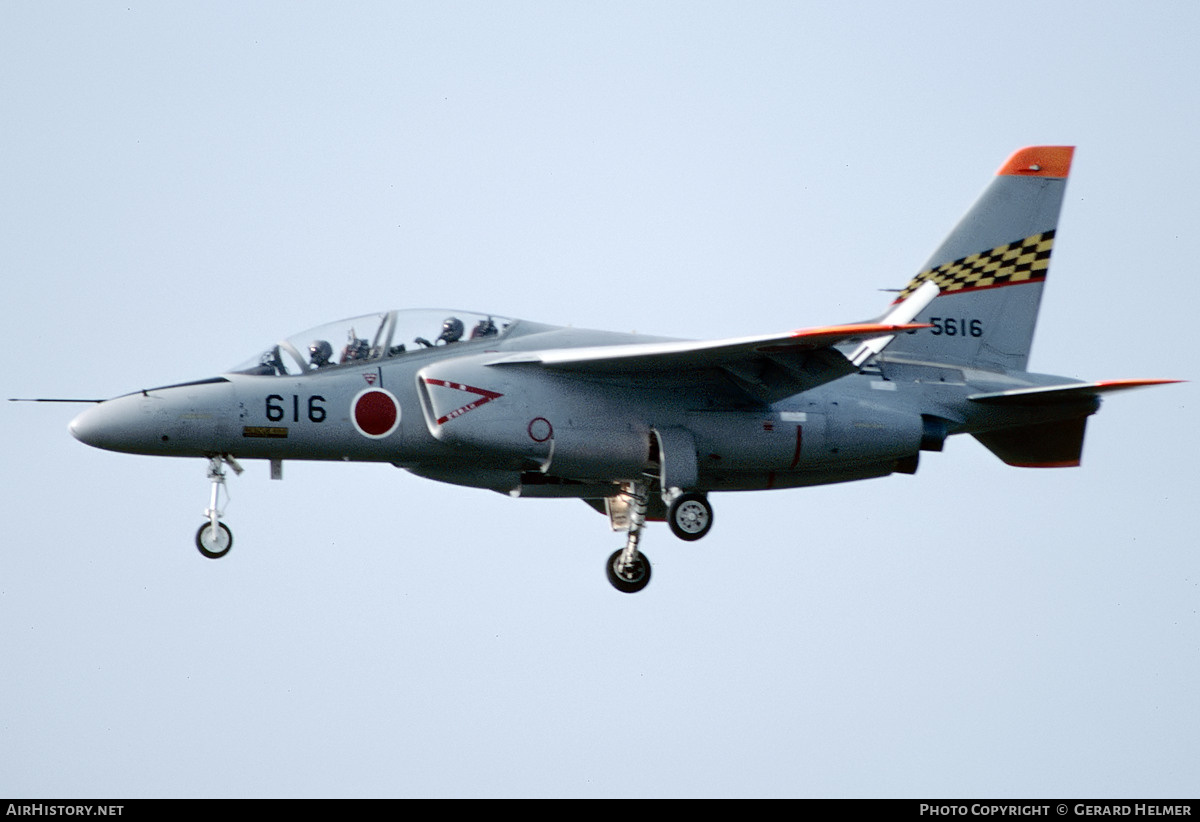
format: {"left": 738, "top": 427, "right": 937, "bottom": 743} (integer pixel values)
{"left": 667, "top": 492, "right": 713, "bottom": 541}
{"left": 195, "top": 455, "right": 242, "bottom": 559}
{"left": 605, "top": 481, "right": 714, "bottom": 593}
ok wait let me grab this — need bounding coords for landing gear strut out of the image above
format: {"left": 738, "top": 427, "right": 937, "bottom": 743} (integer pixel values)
{"left": 607, "top": 479, "right": 652, "bottom": 593}
{"left": 195, "top": 455, "right": 242, "bottom": 559}
{"left": 602, "top": 481, "right": 717, "bottom": 591}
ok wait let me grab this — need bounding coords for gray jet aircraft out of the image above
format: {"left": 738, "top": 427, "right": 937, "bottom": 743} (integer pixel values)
{"left": 59, "top": 146, "right": 1178, "bottom": 592}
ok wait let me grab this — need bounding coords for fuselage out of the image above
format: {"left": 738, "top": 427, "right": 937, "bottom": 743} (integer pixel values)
{"left": 69, "top": 311, "right": 1090, "bottom": 499}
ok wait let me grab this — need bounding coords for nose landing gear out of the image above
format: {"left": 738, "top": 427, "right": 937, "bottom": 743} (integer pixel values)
{"left": 607, "top": 479, "right": 653, "bottom": 593}
{"left": 607, "top": 547, "right": 651, "bottom": 593}
{"left": 195, "top": 455, "right": 242, "bottom": 559}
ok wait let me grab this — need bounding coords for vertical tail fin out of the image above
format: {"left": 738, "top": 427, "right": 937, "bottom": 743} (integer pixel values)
{"left": 879, "top": 146, "right": 1075, "bottom": 373}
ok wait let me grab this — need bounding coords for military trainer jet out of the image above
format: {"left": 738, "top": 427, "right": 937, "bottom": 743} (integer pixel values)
{"left": 59, "top": 146, "right": 1177, "bottom": 592}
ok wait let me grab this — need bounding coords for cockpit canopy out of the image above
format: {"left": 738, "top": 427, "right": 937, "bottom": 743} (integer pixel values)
{"left": 231, "top": 309, "right": 514, "bottom": 376}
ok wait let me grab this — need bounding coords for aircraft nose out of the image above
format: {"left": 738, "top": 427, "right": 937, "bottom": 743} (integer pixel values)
{"left": 68, "top": 379, "right": 236, "bottom": 455}
{"left": 67, "top": 408, "right": 91, "bottom": 444}
{"left": 69, "top": 398, "right": 140, "bottom": 452}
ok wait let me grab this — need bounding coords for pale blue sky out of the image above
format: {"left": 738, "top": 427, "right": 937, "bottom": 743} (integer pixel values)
{"left": 3, "top": 1, "right": 1197, "bottom": 798}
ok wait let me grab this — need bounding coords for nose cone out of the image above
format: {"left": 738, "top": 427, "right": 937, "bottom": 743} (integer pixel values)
{"left": 68, "top": 406, "right": 95, "bottom": 445}
{"left": 69, "top": 379, "right": 236, "bottom": 455}
{"left": 69, "top": 395, "right": 150, "bottom": 453}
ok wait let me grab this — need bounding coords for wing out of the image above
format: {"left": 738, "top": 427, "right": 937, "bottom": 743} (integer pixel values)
{"left": 487, "top": 322, "right": 927, "bottom": 403}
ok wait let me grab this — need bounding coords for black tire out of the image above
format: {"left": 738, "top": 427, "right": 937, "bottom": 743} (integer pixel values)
{"left": 195, "top": 521, "right": 233, "bottom": 559}
{"left": 606, "top": 548, "right": 651, "bottom": 593}
{"left": 668, "top": 493, "right": 713, "bottom": 541}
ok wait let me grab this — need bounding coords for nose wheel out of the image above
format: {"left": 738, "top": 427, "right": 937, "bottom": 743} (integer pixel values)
{"left": 196, "top": 455, "right": 241, "bottom": 559}
{"left": 607, "top": 548, "right": 651, "bottom": 593}
{"left": 196, "top": 521, "right": 233, "bottom": 559}
{"left": 605, "top": 479, "right": 654, "bottom": 593}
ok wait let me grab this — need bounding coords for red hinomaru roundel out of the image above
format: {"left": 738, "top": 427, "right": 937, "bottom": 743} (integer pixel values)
{"left": 351, "top": 388, "right": 400, "bottom": 439}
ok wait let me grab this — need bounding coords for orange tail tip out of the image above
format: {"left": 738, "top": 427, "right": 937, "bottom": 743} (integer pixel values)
{"left": 1093, "top": 379, "right": 1185, "bottom": 389}
{"left": 997, "top": 146, "right": 1075, "bottom": 178}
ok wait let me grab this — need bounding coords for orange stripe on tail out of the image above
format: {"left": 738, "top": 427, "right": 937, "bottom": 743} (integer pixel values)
{"left": 997, "top": 146, "right": 1075, "bottom": 178}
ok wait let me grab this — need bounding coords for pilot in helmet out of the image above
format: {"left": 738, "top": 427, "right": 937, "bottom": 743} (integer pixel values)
{"left": 309, "top": 340, "right": 333, "bottom": 368}
{"left": 438, "top": 316, "right": 464, "bottom": 344}
{"left": 470, "top": 316, "right": 498, "bottom": 338}
{"left": 339, "top": 327, "right": 373, "bottom": 362}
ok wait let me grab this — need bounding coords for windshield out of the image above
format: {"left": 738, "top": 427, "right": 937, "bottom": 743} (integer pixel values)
{"left": 231, "top": 309, "right": 513, "bottom": 376}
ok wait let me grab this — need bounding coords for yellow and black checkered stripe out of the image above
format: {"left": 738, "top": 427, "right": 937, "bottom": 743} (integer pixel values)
{"left": 896, "top": 230, "right": 1055, "bottom": 300}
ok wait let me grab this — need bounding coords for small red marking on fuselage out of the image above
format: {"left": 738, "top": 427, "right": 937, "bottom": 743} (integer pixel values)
{"left": 423, "top": 378, "right": 504, "bottom": 425}
{"left": 528, "top": 417, "right": 553, "bottom": 442}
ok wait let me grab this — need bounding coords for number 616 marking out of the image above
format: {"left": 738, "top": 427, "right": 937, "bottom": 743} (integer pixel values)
{"left": 266, "top": 394, "right": 326, "bottom": 423}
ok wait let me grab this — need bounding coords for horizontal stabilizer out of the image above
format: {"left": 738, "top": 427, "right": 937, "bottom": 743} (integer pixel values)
{"left": 969, "top": 379, "right": 1182, "bottom": 406}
